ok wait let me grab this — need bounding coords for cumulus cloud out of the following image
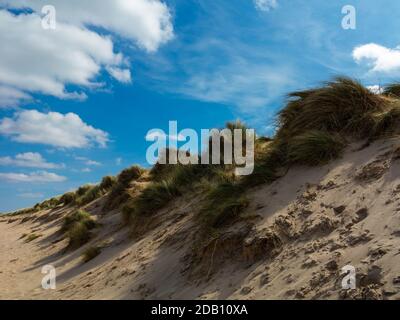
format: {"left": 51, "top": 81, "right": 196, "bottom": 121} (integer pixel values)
{"left": 0, "top": 152, "right": 64, "bottom": 169}
{"left": 2, "top": 0, "right": 174, "bottom": 52}
{"left": 0, "top": 10, "right": 126, "bottom": 104}
{"left": 353, "top": 43, "right": 400, "bottom": 73}
{"left": 367, "top": 85, "right": 384, "bottom": 94}
{"left": 0, "top": 110, "right": 109, "bottom": 148}
{"left": 0, "top": 85, "right": 31, "bottom": 108}
{"left": 106, "top": 67, "right": 132, "bottom": 84}
{"left": 0, "top": 0, "right": 173, "bottom": 106}
{"left": 0, "top": 171, "right": 66, "bottom": 183}
{"left": 254, "top": 0, "right": 278, "bottom": 12}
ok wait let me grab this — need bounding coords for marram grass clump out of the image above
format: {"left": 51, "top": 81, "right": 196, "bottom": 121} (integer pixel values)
{"left": 122, "top": 163, "right": 214, "bottom": 224}
{"left": 103, "top": 166, "right": 145, "bottom": 211}
{"left": 199, "top": 181, "right": 249, "bottom": 229}
{"left": 82, "top": 245, "right": 102, "bottom": 263}
{"left": 62, "top": 210, "right": 97, "bottom": 249}
{"left": 286, "top": 130, "right": 346, "bottom": 166}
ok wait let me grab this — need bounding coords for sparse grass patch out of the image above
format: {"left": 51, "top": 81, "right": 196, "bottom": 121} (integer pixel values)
{"left": 75, "top": 185, "right": 101, "bottom": 206}
{"left": 24, "top": 233, "right": 42, "bottom": 243}
{"left": 74, "top": 176, "right": 117, "bottom": 207}
{"left": 82, "top": 245, "right": 102, "bottom": 263}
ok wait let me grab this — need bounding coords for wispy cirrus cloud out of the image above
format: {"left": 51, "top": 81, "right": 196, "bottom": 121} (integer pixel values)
{"left": 18, "top": 192, "right": 44, "bottom": 199}
{"left": 253, "top": 0, "right": 278, "bottom": 12}
{"left": 75, "top": 156, "right": 102, "bottom": 166}
{"left": 0, "top": 171, "right": 66, "bottom": 183}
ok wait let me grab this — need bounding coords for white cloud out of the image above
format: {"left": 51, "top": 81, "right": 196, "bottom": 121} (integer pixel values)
{"left": 116, "top": 157, "right": 123, "bottom": 166}
{"left": 3, "top": 0, "right": 174, "bottom": 52}
{"left": 254, "top": 0, "right": 278, "bottom": 12}
{"left": 74, "top": 156, "right": 101, "bottom": 166}
{"left": 367, "top": 85, "right": 384, "bottom": 94}
{"left": 0, "top": 10, "right": 128, "bottom": 106}
{"left": 0, "top": 110, "right": 109, "bottom": 148}
{"left": 0, "top": 85, "right": 31, "bottom": 108}
{"left": 85, "top": 160, "right": 101, "bottom": 166}
{"left": 353, "top": 43, "right": 400, "bottom": 73}
{"left": 0, "top": 0, "right": 173, "bottom": 106}
{"left": 106, "top": 67, "right": 132, "bottom": 84}
{"left": 0, "top": 171, "right": 66, "bottom": 183}
{"left": 179, "top": 62, "right": 295, "bottom": 113}
{"left": 0, "top": 152, "right": 64, "bottom": 169}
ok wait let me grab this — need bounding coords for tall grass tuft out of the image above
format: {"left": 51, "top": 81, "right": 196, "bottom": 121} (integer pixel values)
{"left": 278, "top": 77, "right": 386, "bottom": 139}
{"left": 287, "top": 130, "right": 346, "bottom": 166}
{"left": 103, "top": 166, "right": 145, "bottom": 211}
{"left": 62, "top": 209, "right": 97, "bottom": 249}
{"left": 122, "top": 163, "right": 214, "bottom": 224}
{"left": 199, "top": 181, "right": 249, "bottom": 229}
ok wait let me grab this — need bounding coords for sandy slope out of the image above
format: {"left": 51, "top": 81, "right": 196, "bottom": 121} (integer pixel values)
{"left": 2, "top": 138, "right": 400, "bottom": 300}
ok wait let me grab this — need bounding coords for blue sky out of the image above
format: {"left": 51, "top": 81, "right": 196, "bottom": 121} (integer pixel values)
{"left": 1, "top": 0, "right": 400, "bottom": 212}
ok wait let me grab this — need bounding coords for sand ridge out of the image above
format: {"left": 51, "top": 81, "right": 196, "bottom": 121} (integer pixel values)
{"left": 1, "top": 139, "right": 400, "bottom": 300}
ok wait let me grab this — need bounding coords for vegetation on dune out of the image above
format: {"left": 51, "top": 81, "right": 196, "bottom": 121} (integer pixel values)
{"left": 277, "top": 77, "right": 385, "bottom": 138}
{"left": 121, "top": 80, "right": 400, "bottom": 231}
{"left": 200, "top": 181, "right": 249, "bottom": 228}
{"left": 24, "top": 233, "right": 42, "bottom": 243}
{"left": 122, "top": 163, "right": 215, "bottom": 224}
{"left": 196, "top": 77, "right": 400, "bottom": 229}
{"left": 383, "top": 83, "right": 400, "bottom": 98}
{"left": 286, "top": 130, "right": 346, "bottom": 166}
{"left": 103, "top": 166, "right": 144, "bottom": 211}
{"left": 59, "top": 192, "right": 76, "bottom": 205}
{"left": 10, "top": 76, "right": 400, "bottom": 235}
{"left": 62, "top": 209, "right": 97, "bottom": 249}
{"left": 82, "top": 245, "right": 102, "bottom": 263}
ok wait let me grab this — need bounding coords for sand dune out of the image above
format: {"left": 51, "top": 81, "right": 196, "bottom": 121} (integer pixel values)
{"left": 1, "top": 138, "right": 400, "bottom": 300}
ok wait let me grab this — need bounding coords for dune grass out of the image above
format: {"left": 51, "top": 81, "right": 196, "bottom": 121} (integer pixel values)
{"left": 199, "top": 181, "right": 249, "bottom": 228}
{"left": 383, "top": 83, "right": 400, "bottom": 98}
{"left": 286, "top": 130, "right": 346, "bottom": 165}
{"left": 103, "top": 166, "right": 144, "bottom": 211}
{"left": 277, "top": 77, "right": 386, "bottom": 139}
{"left": 195, "top": 77, "right": 400, "bottom": 229}
{"left": 122, "top": 163, "right": 215, "bottom": 224}
{"left": 59, "top": 192, "right": 76, "bottom": 205}
{"left": 62, "top": 210, "right": 97, "bottom": 249}
{"left": 24, "top": 233, "right": 42, "bottom": 243}
{"left": 82, "top": 245, "right": 102, "bottom": 263}
{"left": 19, "top": 76, "right": 400, "bottom": 233}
